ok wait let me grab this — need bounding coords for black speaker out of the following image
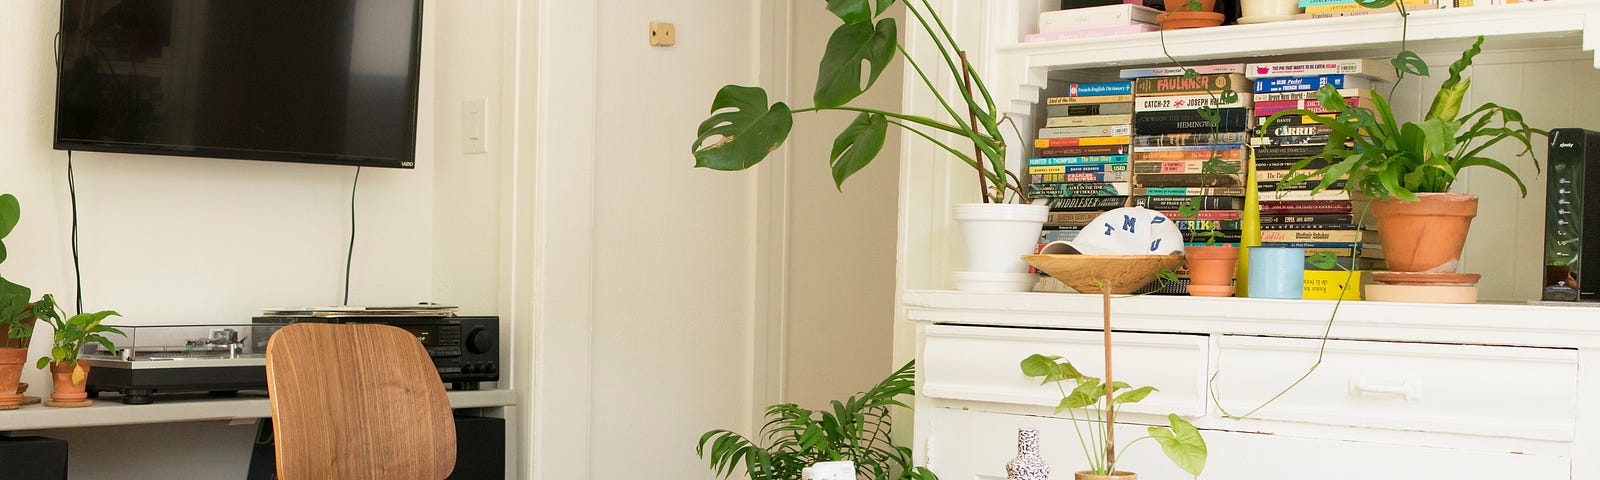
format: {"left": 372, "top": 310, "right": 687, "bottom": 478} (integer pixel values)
{"left": 1544, "top": 128, "right": 1600, "bottom": 301}
{"left": 448, "top": 415, "right": 506, "bottom": 480}
{"left": 0, "top": 436, "right": 68, "bottom": 480}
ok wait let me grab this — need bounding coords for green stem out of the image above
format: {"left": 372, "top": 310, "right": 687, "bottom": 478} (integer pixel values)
{"left": 894, "top": 44, "right": 991, "bottom": 152}
{"left": 1389, "top": 3, "right": 1411, "bottom": 100}
{"left": 793, "top": 105, "right": 969, "bottom": 138}
{"left": 1113, "top": 435, "right": 1156, "bottom": 471}
{"left": 886, "top": 119, "right": 1010, "bottom": 189}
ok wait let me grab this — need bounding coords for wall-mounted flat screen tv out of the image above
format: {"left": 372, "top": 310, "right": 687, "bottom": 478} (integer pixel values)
{"left": 54, "top": 0, "right": 423, "bottom": 169}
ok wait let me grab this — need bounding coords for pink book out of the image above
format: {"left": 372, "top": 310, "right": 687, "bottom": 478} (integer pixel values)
{"left": 1023, "top": 23, "right": 1159, "bottom": 42}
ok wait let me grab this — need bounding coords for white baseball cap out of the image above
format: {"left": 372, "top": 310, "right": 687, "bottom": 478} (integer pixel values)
{"left": 1041, "top": 206, "right": 1185, "bottom": 256}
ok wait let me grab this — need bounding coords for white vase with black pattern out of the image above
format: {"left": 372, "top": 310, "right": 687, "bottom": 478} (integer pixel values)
{"left": 1006, "top": 428, "right": 1051, "bottom": 480}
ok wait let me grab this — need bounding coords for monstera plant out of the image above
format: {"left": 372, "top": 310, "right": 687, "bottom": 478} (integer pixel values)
{"left": 691, "top": 0, "right": 1020, "bottom": 203}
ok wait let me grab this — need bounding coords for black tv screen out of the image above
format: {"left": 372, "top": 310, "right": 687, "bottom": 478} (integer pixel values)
{"left": 54, "top": 0, "right": 423, "bottom": 168}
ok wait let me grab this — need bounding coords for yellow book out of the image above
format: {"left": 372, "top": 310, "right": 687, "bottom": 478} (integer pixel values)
{"left": 1303, "top": 269, "right": 1368, "bottom": 300}
{"left": 1304, "top": 0, "right": 1431, "bottom": 13}
{"left": 1034, "top": 136, "right": 1132, "bottom": 148}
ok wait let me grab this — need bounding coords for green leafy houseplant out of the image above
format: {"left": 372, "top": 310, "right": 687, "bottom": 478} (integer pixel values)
{"left": 35, "top": 307, "right": 122, "bottom": 385}
{"left": 691, "top": 0, "right": 1021, "bottom": 203}
{"left": 1260, "top": 36, "right": 1546, "bottom": 201}
{"left": 697, "top": 361, "right": 939, "bottom": 480}
{"left": 1020, "top": 354, "right": 1206, "bottom": 478}
{"left": 0, "top": 194, "right": 57, "bottom": 349}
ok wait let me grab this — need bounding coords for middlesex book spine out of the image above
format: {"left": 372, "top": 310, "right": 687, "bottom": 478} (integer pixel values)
{"left": 1044, "top": 196, "right": 1130, "bottom": 211}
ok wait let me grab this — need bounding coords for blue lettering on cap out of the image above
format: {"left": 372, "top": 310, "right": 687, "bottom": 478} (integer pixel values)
{"left": 1122, "top": 215, "right": 1136, "bottom": 233}
{"left": 1150, "top": 238, "right": 1162, "bottom": 252}
{"left": 1103, "top": 222, "right": 1114, "bottom": 235}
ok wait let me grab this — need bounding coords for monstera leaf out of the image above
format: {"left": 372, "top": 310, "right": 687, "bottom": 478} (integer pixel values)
{"left": 692, "top": 85, "right": 794, "bottom": 171}
{"left": 829, "top": 112, "right": 887, "bottom": 189}
{"left": 0, "top": 194, "right": 17, "bottom": 264}
{"left": 814, "top": 18, "right": 897, "bottom": 109}
{"left": 825, "top": 0, "right": 893, "bottom": 24}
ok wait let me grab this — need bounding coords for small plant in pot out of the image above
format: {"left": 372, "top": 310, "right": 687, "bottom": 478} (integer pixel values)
{"left": 1173, "top": 160, "right": 1242, "bottom": 297}
{"left": 1261, "top": 36, "right": 1547, "bottom": 283}
{"left": 1020, "top": 354, "right": 1207, "bottom": 479}
{"left": 35, "top": 307, "right": 122, "bottom": 407}
{"left": 0, "top": 193, "right": 58, "bottom": 409}
{"left": 689, "top": 0, "right": 1047, "bottom": 290}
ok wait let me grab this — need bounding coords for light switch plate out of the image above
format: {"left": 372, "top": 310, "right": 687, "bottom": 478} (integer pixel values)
{"left": 649, "top": 22, "right": 675, "bottom": 46}
{"left": 463, "top": 98, "right": 487, "bottom": 154}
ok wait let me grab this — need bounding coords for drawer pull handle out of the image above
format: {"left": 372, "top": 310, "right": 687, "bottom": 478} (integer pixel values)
{"left": 1348, "top": 378, "right": 1421, "bottom": 400}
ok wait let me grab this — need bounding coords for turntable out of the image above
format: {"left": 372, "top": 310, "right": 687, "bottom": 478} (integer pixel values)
{"left": 82, "top": 323, "right": 287, "bottom": 405}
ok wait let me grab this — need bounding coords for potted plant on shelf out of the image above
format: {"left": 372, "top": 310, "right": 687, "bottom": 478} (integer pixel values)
{"left": 1020, "top": 354, "right": 1207, "bottom": 479}
{"left": 1260, "top": 36, "right": 1547, "bottom": 288}
{"left": 689, "top": 0, "right": 1046, "bottom": 291}
{"left": 35, "top": 307, "right": 122, "bottom": 407}
{"left": 0, "top": 193, "right": 57, "bottom": 409}
{"left": 697, "top": 361, "right": 940, "bottom": 480}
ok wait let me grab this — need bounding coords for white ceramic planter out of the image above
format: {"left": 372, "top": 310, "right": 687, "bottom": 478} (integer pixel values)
{"left": 952, "top": 203, "right": 1049, "bottom": 286}
{"left": 1239, "top": 0, "right": 1300, "bottom": 23}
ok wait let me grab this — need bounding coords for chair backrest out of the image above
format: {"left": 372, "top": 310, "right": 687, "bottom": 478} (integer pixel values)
{"left": 266, "top": 323, "right": 456, "bottom": 479}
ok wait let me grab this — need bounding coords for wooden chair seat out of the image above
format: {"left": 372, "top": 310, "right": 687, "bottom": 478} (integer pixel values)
{"left": 266, "top": 323, "right": 456, "bottom": 479}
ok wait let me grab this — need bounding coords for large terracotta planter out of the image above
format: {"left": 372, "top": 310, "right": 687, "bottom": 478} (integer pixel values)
{"left": 0, "top": 348, "right": 26, "bottom": 409}
{"left": 1184, "top": 245, "right": 1240, "bottom": 297}
{"left": 48, "top": 361, "right": 92, "bottom": 406}
{"left": 1, "top": 312, "right": 37, "bottom": 349}
{"left": 1370, "top": 192, "right": 1478, "bottom": 273}
{"left": 1076, "top": 471, "right": 1137, "bottom": 480}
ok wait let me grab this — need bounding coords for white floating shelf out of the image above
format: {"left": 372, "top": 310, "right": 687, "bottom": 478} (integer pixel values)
{"left": 0, "top": 388, "right": 517, "bottom": 431}
{"left": 904, "top": 290, "right": 1600, "bottom": 348}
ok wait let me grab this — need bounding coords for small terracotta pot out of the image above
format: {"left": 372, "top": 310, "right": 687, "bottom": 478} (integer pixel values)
{"left": 1076, "top": 471, "right": 1138, "bottom": 480}
{"left": 1166, "top": 0, "right": 1218, "bottom": 12}
{"left": 0, "top": 348, "right": 26, "bottom": 408}
{"left": 1370, "top": 192, "right": 1478, "bottom": 273}
{"left": 2, "top": 311, "right": 37, "bottom": 349}
{"left": 1185, "top": 245, "right": 1240, "bottom": 296}
{"left": 49, "top": 361, "right": 91, "bottom": 403}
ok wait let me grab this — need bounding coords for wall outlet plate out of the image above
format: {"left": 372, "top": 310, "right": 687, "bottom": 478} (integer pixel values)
{"left": 649, "top": 22, "right": 675, "bottom": 46}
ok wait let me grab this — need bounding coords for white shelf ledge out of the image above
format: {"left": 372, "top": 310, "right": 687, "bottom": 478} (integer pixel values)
{"left": 0, "top": 388, "right": 517, "bottom": 431}
{"left": 904, "top": 290, "right": 1600, "bottom": 348}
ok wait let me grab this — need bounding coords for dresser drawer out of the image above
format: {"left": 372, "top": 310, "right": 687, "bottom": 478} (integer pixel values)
{"left": 1214, "top": 335, "right": 1578, "bottom": 441}
{"left": 921, "top": 325, "right": 1208, "bottom": 417}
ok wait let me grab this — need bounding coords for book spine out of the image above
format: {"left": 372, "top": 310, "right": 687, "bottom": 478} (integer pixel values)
{"left": 1135, "top": 187, "right": 1248, "bottom": 196}
{"left": 1046, "top": 211, "right": 1102, "bottom": 225}
{"left": 1028, "top": 182, "right": 1133, "bottom": 198}
{"left": 1253, "top": 146, "right": 1330, "bottom": 160}
{"left": 1259, "top": 200, "right": 1354, "bottom": 214}
{"left": 1158, "top": 210, "right": 1243, "bottom": 220}
{"left": 1133, "top": 195, "right": 1245, "bottom": 210}
{"left": 1134, "top": 109, "right": 1250, "bottom": 134}
{"left": 1136, "top": 172, "right": 1247, "bottom": 187}
{"left": 1134, "top": 92, "right": 1254, "bottom": 112}
{"left": 1044, "top": 196, "right": 1130, "bottom": 211}
{"left": 1047, "top": 103, "right": 1134, "bottom": 117}
{"left": 1254, "top": 98, "right": 1368, "bottom": 116}
{"left": 1173, "top": 219, "right": 1245, "bottom": 230}
{"left": 1253, "top": 75, "right": 1370, "bottom": 93}
{"left": 1035, "top": 136, "right": 1132, "bottom": 148}
{"left": 1256, "top": 169, "right": 1342, "bottom": 182}
{"left": 1132, "top": 144, "right": 1248, "bottom": 153}
{"left": 1119, "top": 63, "right": 1246, "bottom": 79}
{"left": 1037, "top": 145, "right": 1131, "bottom": 157}
{"left": 1030, "top": 171, "right": 1133, "bottom": 183}
{"left": 1131, "top": 73, "right": 1246, "bottom": 96}
{"left": 1253, "top": 89, "right": 1363, "bottom": 102}
{"left": 1068, "top": 81, "right": 1134, "bottom": 97}
{"left": 1304, "top": 0, "right": 1430, "bottom": 13}
{"left": 1133, "top": 132, "right": 1251, "bottom": 146}
{"left": 1039, "top": 124, "right": 1134, "bottom": 139}
{"left": 1259, "top": 189, "right": 1353, "bottom": 201}
{"left": 1133, "top": 160, "right": 1245, "bottom": 173}
{"left": 1259, "top": 179, "right": 1349, "bottom": 191}
{"left": 1132, "top": 149, "right": 1246, "bottom": 160}
{"left": 1245, "top": 59, "right": 1386, "bottom": 79}
{"left": 1250, "top": 134, "right": 1335, "bottom": 146}
{"left": 1260, "top": 230, "right": 1369, "bottom": 243}
{"left": 1261, "top": 241, "right": 1363, "bottom": 249}
{"left": 1261, "top": 223, "right": 1363, "bottom": 230}
{"left": 1027, "top": 154, "right": 1131, "bottom": 166}
{"left": 1045, "top": 114, "right": 1134, "bottom": 128}
{"left": 1046, "top": 94, "right": 1135, "bottom": 105}
{"left": 1040, "top": 228, "right": 1083, "bottom": 243}
{"left": 1262, "top": 123, "right": 1335, "bottom": 137}
{"left": 1260, "top": 213, "right": 1356, "bottom": 225}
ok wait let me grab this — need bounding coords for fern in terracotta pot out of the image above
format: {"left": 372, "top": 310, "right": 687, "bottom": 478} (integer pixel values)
{"left": 1259, "top": 36, "right": 1547, "bottom": 274}
{"left": 35, "top": 308, "right": 121, "bottom": 407}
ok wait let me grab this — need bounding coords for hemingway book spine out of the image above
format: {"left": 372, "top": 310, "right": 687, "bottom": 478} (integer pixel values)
{"left": 1134, "top": 108, "right": 1251, "bottom": 135}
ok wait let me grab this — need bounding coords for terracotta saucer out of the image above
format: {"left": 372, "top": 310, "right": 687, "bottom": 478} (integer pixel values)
{"left": 1186, "top": 284, "right": 1235, "bottom": 297}
{"left": 1158, "top": 11, "right": 1225, "bottom": 29}
{"left": 1372, "top": 271, "right": 1481, "bottom": 286}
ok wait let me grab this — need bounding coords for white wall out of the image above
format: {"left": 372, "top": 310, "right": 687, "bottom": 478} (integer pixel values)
{"left": 782, "top": 4, "right": 905, "bottom": 410}
{"left": 1, "top": 1, "right": 508, "bottom": 478}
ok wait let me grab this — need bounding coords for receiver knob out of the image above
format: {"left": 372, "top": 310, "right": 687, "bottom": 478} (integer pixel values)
{"left": 466, "top": 326, "right": 494, "bottom": 354}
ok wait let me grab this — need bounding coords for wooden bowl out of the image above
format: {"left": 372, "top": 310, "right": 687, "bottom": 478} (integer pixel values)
{"left": 1023, "top": 254, "right": 1187, "bottom": 294}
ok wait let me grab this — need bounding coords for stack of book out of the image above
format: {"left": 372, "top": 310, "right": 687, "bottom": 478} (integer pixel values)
{"left": 1294, "top": 0, "right": 1444, "bottom": 19}
{"left": 1029, "top": 81, "right": 1135, "bottom": 292}
{"left": 1121, "top": 65, "right": 1253, "bottom": 294}
{"left": 1246, "top": 59, "right": 1392, "bottom": 298}
{"left": 1026, "top": 4, "right": 1161, "bottom": 42}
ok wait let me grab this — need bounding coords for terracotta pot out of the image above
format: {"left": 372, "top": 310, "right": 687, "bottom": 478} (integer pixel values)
{"left": 1165, "top": 0, "right": 1218, "bottom": 13}
{"left": 0, "top": 348, "right": 26, "bottom": 408}
{"left": 49, "top": 361, "right": 90, "bottom": 404}
{"left": 1184, "top": 245, "right": 1240, "bottom": 296}
{"left": 1076, "top": 471, "right": 1138, "bottom": 480}
{"left": 2, "top": 310, "right": 37, "bottom": 349}
{"left": 1370, "top": 192, "right": 1478, "bottom": 273}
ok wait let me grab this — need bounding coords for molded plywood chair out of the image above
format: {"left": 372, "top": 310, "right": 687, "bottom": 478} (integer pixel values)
{"left": 266, "top": 323, "right": 456, "bottom": 479}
